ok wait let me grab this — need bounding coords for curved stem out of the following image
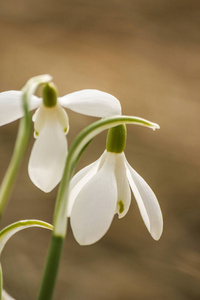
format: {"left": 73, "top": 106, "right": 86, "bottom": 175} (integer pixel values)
{"left": 0, "top": 94, "right": 31, "bottom": 217}
{"left": 0, "top": 75, "right": 52, "bottom": 218}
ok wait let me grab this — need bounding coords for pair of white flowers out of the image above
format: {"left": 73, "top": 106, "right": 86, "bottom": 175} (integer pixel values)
{"left": 0, "top": 86, "right": 121, "bottom": 193}
{"left": 0, "top": 84, "right": 163, "bottom": 246}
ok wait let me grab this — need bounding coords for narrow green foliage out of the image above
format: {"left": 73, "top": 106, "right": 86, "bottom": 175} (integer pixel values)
{"left": 0, "top": 265, "right": 2, "bottom": 300}
{"left": 0, "top": 220, "right": 53, "bottom": 256}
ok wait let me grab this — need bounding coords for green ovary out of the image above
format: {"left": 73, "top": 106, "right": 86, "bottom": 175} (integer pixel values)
{"left": 106, "top": 124, "right": 127, "bottom": 153}
{"left": 42, "top": 83, "right": 58, "bottom": 107}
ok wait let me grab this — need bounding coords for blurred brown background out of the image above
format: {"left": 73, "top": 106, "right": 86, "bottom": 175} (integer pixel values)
{"left": 0, "top": 0, "right": 200, "bottom": 299}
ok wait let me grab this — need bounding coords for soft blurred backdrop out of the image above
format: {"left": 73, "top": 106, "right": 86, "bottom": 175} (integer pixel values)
{"left": 0, "top": 0, "right": 200, "bottom": 299}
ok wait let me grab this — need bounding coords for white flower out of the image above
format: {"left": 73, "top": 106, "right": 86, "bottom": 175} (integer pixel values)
{"left": 68, "top": 150, "right": 163, "bottom": 245}
{"left": 0, "top": 89, "right": 121, "bottom": 192}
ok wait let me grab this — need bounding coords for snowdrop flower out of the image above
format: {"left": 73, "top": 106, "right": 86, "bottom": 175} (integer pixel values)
{"left": 0, "top": 84, "right": 121, "bottom": 192}
{"left": 68, "top": 124, "right": 163, "bottom": 245}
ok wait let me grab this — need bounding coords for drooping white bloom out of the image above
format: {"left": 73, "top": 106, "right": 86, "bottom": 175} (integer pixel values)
{"left": 0, "top": 89, "right": 121, "bottom": 192}
{"left": 68, "top": 150, "right": 163, "bottom": 245}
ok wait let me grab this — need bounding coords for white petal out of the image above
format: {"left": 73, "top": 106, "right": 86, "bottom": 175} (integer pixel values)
{"left": 59, "top": 89, "right": 122, "bottom": 117}
{"left": 126, "top": 161, "right": 163, "bottom": 240}
{"left": 2, "top": 290, "right": 15, "bottom": 300}
{"left": 115, "top": 153, "right": 131, "bottom": 218}
{"left": 28, "top": 121, "right": 67, "bottom": 192}
{"left": 67, "top": 152, "right": 106, "bottom": 217}
{"left": 0, "top": 91, "right": 41, "bottom": 126}
{"left": 70, "top": 152, "right": 117, "bottom": 245}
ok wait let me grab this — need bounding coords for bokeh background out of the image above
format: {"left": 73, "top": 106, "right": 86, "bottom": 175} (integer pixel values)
{"left": 0, "top": 0, "right": 200, "bottom": 299}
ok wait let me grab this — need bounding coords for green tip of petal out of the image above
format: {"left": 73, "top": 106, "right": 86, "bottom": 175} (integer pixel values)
{"left": 106, "top": 124, "right": 127, "bottom": 153}
{"left": 42, "top": 83, "right": 58, "bottom": 107}
{"left": 118, "top": 200, "right": 125, "bottom": 214}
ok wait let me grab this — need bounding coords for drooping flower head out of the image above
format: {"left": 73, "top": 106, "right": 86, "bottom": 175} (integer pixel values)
{"left": 68, "top": 124, "right": 163, "bottom": 245}
{"left": 0, "top": 82, "right": 121, "bottom": 192}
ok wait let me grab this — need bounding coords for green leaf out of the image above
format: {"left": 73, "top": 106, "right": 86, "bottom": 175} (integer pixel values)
{"left": 0, "top": 220, "right": 53, "bottom": 255}
{"left": 0, "top": 264, "right": 2, "bottom": 300}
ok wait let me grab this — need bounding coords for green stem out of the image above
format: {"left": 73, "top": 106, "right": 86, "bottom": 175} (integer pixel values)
{"left": 37, "top": 235, "right": 64, "bottom": 300}
{"left": 0, "top": 264, "right": 2, "bottom": 300}
{"left": 0, "top": 94, "right": 31, "bottom": 217}
{"left": 38, "top": 115, "right": 159, "bottom": 300}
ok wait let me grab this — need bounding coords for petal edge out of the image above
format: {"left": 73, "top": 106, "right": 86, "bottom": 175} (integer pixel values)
{"left": 126, "top": 161, "right": 163, "bottom": 240}
{"left": 59, "top": 89, "right": 122, "bottom": 117}
{"left": 0, "top": 91, "right": 40, "bottom": 126}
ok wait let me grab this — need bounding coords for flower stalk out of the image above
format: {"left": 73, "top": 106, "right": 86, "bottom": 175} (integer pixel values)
{"left": 0, "top": 93, "right": 31, "bottom": 217}
{"left": 0, "top": 264, "right": 2, "bottom": 300}
{"left": 37, "top": 236, "right": 64, "bottom": 300}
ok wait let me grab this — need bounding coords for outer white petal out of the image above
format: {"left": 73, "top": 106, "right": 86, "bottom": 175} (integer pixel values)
{"left": 58, "top": 89, "right": 122, "bottom": 117}
{"left": 126, "top": 161, "right": 163, "bottom": 240}
{"left": 28, "top": 121, "right": 67, "bottom": 192}
{"left": 115, "top": 153, "right": 131, "bottom": 219}
{"left": 70, "top": 152, "right": 117, "bottom": 245}
{"left": 0, "top": 91, "right": 41, "bottom": 126}
{"left": 67, "top": 152, "right": 107, "bottom": 217}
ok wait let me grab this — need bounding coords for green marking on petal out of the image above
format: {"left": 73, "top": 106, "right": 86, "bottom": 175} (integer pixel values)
{"left": 42, "top": 83, "right": 58, "bottom": 107}
{"left": 35, "top": 130, "right": 39, "bottom": 136}
{"left": 64, "top": 127, "right": 68, "bottom": 133}
{"left": 118, "top": 200, "right": 124, "bottom": 214}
